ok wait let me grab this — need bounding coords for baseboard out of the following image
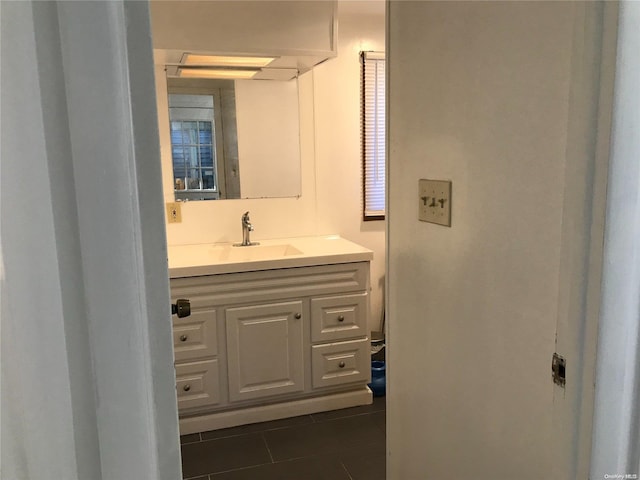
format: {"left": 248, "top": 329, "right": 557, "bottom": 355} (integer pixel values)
{"left": 179, "top": 387, "right": 373, "bottom": 435}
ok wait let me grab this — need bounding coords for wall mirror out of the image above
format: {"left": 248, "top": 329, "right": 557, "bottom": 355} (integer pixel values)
{"left": 163, "top": 73, "right": 302, "bottom": 201}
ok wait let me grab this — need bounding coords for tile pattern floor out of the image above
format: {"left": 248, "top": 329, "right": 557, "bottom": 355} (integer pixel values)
{"left": 180, "top": 396, "right": 386, "bottom": 480}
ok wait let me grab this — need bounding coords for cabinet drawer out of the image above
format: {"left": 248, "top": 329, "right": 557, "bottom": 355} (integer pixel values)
{"left": 311, "top": 293, "right": 368, "bottom": 342}
{"left": 173, "top": 309, "right": 218, "bottom": 362}
{"left": 175, "top": 359, "right": 220, "bottom": 411}
{"left": 311, "top": 338, "right": 370, "bottom": 389}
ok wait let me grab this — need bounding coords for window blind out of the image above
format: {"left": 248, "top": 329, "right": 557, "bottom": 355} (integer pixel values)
{"left": 362, "top": 51, "right": 386, "bottom": 219}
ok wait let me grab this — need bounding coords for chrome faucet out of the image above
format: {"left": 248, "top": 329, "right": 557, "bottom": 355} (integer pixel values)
{"left": 238, "top": 211, "right": 258, "bottom": 246}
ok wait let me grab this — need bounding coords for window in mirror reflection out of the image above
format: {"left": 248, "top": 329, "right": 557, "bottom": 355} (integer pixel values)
{"left": 167, "top": 79, "right": 241, "bottom": 201}
{"left": 170, "top": 95, "right": 220, "bottom": 200}
{"left": 170, "top": 117, "right": 215, "bottom": 195}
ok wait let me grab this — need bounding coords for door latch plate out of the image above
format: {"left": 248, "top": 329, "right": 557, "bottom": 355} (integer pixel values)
{"left": 552, "top": 353, "right": 566, "bottom": 387}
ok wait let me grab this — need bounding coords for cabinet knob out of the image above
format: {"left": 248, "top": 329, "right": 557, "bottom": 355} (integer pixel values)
{"left": 179, "top": 335, "right": 188, "bottom": 342}
{"left": 294, "top": 313, "right": 302, "bottom": 319}
{"left": 183, "top": 384, "right": 191, "bottom": 392}
{"left": 337, "top": 315, "right": 345, "bottom": 322}
{"left": 338, "top": 361, "right": 346, "bottom": 368}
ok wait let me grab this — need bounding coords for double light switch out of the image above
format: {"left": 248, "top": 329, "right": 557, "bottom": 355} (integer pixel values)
{"left": 418, "top": 179, "right": 452, "bottom": 227}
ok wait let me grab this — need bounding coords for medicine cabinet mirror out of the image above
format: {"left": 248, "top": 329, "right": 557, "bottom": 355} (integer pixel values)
{"left": 163, "top": 75, "right": 302, "bottom": 201}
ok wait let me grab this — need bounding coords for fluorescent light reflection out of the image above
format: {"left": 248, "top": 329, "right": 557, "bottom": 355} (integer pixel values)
{"left": 178, "top": 68, "right": 258, "bottom": 79}
{"left": 183, "top": 54, "right": 275, "bottom": 68}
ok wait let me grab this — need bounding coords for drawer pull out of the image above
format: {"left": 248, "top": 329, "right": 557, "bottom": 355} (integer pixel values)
{"left": 183, "top": 384, "right": 191, "bottom": 392}
{"left": 179, "top": 335, "right": 188, "bottom": 342}
{"left": 295, "top": 313, "right": 302, "bottom": 319}
{"left": 338, "top": 361, "right": 346, "bottom": 368}
{"left": 337, "top": 315, "right": 345, "bottom": 322}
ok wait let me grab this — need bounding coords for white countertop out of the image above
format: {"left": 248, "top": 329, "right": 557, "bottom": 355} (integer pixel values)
{"left": 167, "top": 235, "right": 373, "bottom": 278}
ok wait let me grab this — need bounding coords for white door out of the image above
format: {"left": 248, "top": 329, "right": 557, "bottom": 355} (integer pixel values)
{"left": 387, "top": 1, "right": 616, "bottom": 479}
{"left": 2, "top": 2, "right": 181, "bottom": 479}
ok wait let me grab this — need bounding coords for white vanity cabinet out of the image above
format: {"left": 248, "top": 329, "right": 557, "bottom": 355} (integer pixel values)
{"left": 170, "top": 260, "right": 372, "bottom": 434}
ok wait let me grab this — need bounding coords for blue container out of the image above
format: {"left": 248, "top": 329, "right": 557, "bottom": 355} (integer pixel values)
{"left": 368, "top": 361, "right": 386, "bottom": 397}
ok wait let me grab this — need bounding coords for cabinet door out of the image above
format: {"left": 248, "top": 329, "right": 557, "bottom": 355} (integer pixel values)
{"left": 226, "top": 301, "right": 304, "bottom": 402}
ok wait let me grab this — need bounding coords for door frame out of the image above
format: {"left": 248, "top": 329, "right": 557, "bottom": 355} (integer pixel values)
{"left": 551, "top": 2, "right": 619, "bottom": 479}
{"left": 590, "top": 1, "right": 640, "bottom": 477}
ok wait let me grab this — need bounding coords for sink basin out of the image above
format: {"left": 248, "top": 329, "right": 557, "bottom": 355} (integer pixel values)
{"left": 211, "top": 244, "right": 303, "bottom": 262}
{"left": 168, "top": 236, "right": 374, "bottom": 277}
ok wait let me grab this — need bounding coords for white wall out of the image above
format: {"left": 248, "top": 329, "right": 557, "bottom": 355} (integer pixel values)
{"left": 313, "top": 1, "right": 386, "bottom": 331}
{"left": 387, "top": 2, "right": 608, "bottom": 478}
{"left": 156, "top": 0, "right": 386, "bottom": 330}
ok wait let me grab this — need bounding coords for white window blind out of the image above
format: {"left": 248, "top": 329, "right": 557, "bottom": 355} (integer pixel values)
{"left": 362, "top": 51, "right": 386, "bottom": 219}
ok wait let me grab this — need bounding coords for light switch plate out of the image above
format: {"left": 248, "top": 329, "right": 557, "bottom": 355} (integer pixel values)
{"left": 418, "top": 179, "right": 452, "bottom": 226}
{"left": 166, "top": 202, "right": 182, "bottom": 223}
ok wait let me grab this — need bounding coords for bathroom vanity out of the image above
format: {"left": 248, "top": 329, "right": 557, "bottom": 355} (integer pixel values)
{"left": 168, "top": 236, "right": 373, "bottom": 434}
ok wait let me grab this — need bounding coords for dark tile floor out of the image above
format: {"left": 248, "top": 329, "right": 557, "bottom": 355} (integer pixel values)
{"left": 180, "top": 396, "right": 386, "bottom": 480}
